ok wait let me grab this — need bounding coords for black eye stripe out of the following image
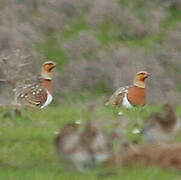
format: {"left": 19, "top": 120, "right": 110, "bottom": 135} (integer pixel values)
{"left": 45, "top": 63, "right": 54, "bottom": 66}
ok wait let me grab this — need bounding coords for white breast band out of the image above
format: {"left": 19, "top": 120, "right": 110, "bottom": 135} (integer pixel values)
{"left": 41, "top": 91, "right": 53, "bottom": 109}
{"left": 122, "top": 93, "right": 132, "bottom": 108}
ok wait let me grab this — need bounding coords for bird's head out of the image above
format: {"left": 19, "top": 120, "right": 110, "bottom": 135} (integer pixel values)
{"left": 136, "top": 71, "right": 151, "bottom": 81}
{"left": 41, "top": 61, "right": 56, "bottom": 80}
{"left": 134, "top": 71, "right": 151, "bottom": 88}
{"left": 43, "top": 61, "right": 56, "bottom": 72}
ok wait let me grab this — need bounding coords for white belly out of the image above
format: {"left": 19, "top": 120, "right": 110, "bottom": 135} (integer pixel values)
{"left": 41, "top": 91, "right": 53, "bottom": 109}
{"left": 122, "top": 93, "right": 132, "bottom": 108}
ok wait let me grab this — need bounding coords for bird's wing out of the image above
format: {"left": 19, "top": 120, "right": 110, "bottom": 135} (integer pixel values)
{"left": 105, "top": 86, "right": 131, "bottom": 106}
{"left": 15, "top": 83, "right": 48, "bottom": 108}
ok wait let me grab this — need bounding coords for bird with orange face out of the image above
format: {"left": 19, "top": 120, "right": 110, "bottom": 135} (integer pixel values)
{"left": 106, "top": 71, "right": 150, "bottom": 107}
{"left": 14, "top": 61, "right": 56, "bottom": 109}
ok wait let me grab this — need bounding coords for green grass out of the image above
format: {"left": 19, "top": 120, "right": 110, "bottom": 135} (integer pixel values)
{"left": 0, "top": 104, "right": 181, "bottom": 180}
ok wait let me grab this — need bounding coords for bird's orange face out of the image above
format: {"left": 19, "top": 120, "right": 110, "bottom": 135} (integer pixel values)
{"left": 43, "top": 61, "right": 56, "bottom": 72}
{"left": 136, "top": 71, "right": 151, "bottom": 81}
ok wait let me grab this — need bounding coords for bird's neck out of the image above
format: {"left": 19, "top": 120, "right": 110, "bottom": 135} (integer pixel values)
{"left": 40, "top": 69, "right": 53, "bottom": 94}
{"left": 133, "top": 79, "right": 146, "bottom": 88}
{"left": 41, "top": 79, "right": 53, "bottom": 95}
{"left": 41, "top": 69, "right": 52, "bottom": 80}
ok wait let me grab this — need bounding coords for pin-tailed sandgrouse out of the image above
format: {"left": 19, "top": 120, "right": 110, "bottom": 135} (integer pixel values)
{"left": 14, "top": 61, "right": 56, "bottom": 109}
{"left": 106, "top": 71, "right": 150, "bottom": 107}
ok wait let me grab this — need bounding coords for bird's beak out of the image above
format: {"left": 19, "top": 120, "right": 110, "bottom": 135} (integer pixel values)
{"left": 50, "top": 63, "right": 56, "bottom": 70}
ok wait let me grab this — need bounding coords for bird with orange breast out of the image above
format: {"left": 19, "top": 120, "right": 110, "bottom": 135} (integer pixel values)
{"left": 14, "top": 61, "right": 56, "bottom": 109}
{"left": 106, "top": 71, "right": 151, "bottom": 107}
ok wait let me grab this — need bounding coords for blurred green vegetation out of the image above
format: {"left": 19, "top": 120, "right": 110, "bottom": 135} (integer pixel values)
{"left": 37, "top": 2, "right": 181, "bottom": 63}
{"left": 0, "top": 105, "right": 181, "bottom": 180}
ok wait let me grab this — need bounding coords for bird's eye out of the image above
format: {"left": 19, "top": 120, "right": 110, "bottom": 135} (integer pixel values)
{"left": 46, "top": 63, "right": 53, "bottom": 66}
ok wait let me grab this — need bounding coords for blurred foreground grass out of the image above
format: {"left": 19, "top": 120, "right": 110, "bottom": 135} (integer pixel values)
{"left": 0, "top": 103, "right": 181, "bottom": 180}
